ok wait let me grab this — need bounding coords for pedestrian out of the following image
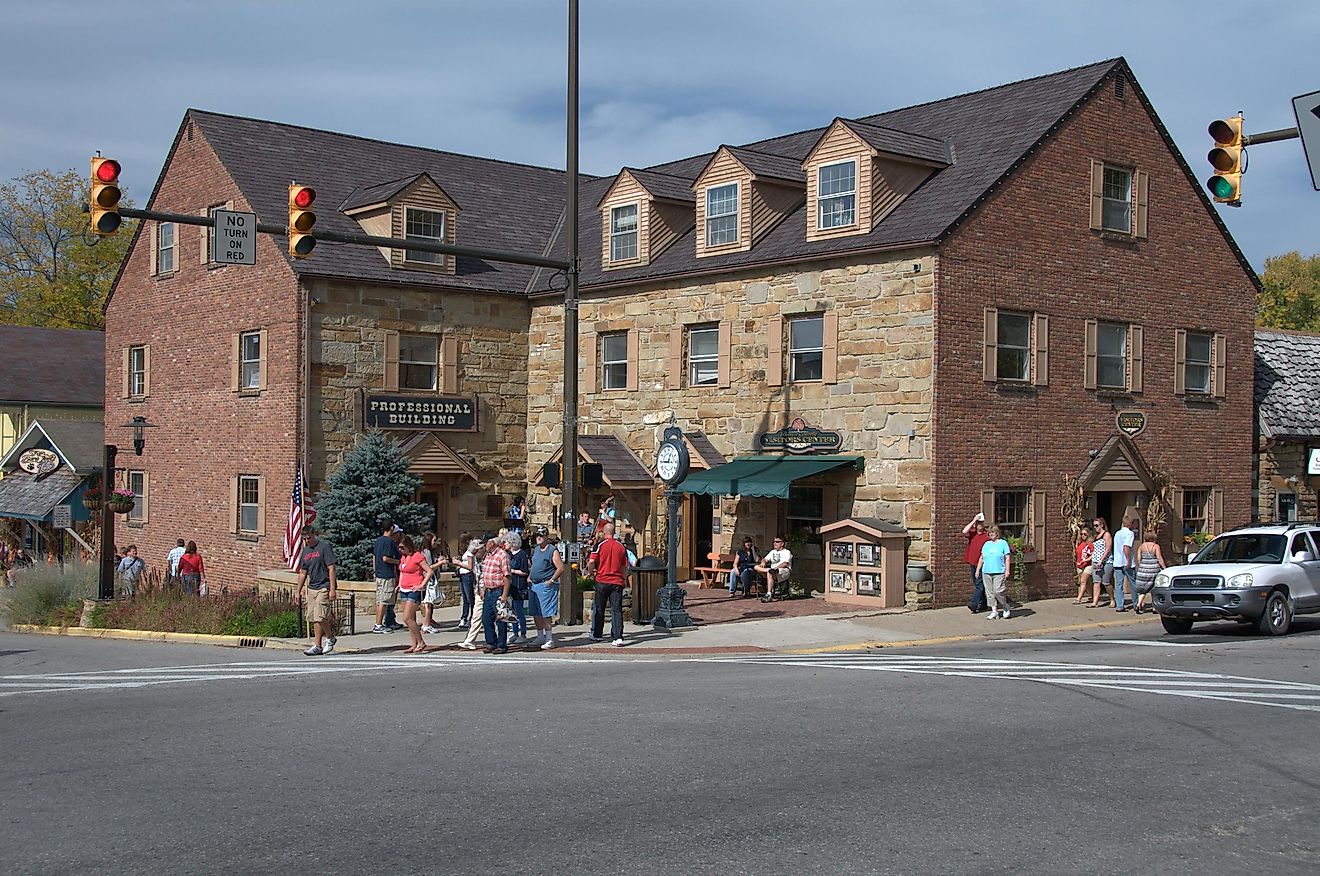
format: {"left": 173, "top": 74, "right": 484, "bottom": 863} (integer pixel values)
{"left": 976, "top": 525, "right": 1013, "bottom": 619}
{"left": 1072, "top": 526, "right": 1094, "bottom": 604}
{"left": 296, "top": 527, "right": 338, "bottom": 656}
{"left": 177, "top": 541, "right": 205, "bottom": 595}
{"left": 479, "top": 535, "right": 512, "bottom": 654}
{"left": 1113, "top": 515, "right": 1137, "bottom": 612}
{"left": 732, "top": 536, "right": 760, "bottom": 597}
{"left": 505, "top": 531, "right": 531, "bottom": 644}
{"left": 1133, "top": 526, "right": 1167, "bottom": 614}
{"left": 396, "top": 535, "right": 432, "bottom": 653}
{"left": 528, "top": 527, "right": 564, "bottom": 649}
{"left": 7, "top": 545, "right": 33, "bottom": 587}
{"left": 453, "top": 531, "right": 476, "bottom": 630}
{"left": 166, "top": 538, "right": 186, "bottom": 587}
{"left": 754, "top": 535, "right": 793, "bottom": 602}
{"left": 419, "top": 532, "right": 449, "bottom": 635}
{"left": 506, "top": 496, "right": 527, "bottom": 535}
{"left": 455, "top": 537, "right": 487, "bottom": 650}
{"left": 115, "top": 545, "right": 146, "bottom": 597}
{"left": 371, "top": 520, "right": 401, "bottom": 634}
{"left": 587, "top": 522, "right": 630, "bottom": 645}
{"left": 1088, "top": 517, "right": 1114, "bottom": 608}
{"left": 576, "top": 512, "right": 594, "bottom": 544}
{"left": 962, "top": 512, "right": 991, "bottom": 613}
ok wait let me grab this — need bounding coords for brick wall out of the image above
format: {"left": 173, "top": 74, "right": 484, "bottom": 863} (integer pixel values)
{"left": 932, "top": 72, "right": 1257, "bottom": 606}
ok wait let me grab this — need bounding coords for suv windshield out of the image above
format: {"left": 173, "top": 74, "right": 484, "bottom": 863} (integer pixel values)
{"left": 1192, "top": 533, "right": 1286, "bottom": 565}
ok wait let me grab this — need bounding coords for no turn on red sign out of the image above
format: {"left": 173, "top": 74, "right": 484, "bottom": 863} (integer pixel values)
{"left": 212, "top": 210, "right": 257, "bottom": 265}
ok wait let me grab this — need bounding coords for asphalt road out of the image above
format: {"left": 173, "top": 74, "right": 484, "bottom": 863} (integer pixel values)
{"left": 4, "top": 624, "right": 1320, "bottom": 875}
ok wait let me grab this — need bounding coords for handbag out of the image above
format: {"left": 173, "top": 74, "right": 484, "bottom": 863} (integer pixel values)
{"left": 495, "top": 598, "right": 516, "bottom": 624}
{"left": 423, "top": 579, "right": 445, "bottom": 605}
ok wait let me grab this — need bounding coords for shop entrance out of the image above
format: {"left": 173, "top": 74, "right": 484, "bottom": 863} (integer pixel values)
{"left": 688, "top": 493, "right": 715, "bottom": 572}
{"left": 1093, "top": 490, "right": 1144, "bottom": 532}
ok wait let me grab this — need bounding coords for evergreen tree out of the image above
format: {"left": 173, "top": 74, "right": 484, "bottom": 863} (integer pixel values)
{"left": 312, "top": 431, "right": 433, "bottom": 579}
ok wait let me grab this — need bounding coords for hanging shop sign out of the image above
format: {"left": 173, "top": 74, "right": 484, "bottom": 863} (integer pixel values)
{"left": 1115, "top": 410, "right": 1147, "bottom": 438}
{"left": 755, "top": 417, "right": 843, "bottom": 454}
{"left": 1308, "top": 447, "right": 1320, "bottom": 477}
{"left": 18, "top": 448, "right": 61, "bottom": 477}
{"left": 364, "top": 394, "right": 478, "bottom": 431}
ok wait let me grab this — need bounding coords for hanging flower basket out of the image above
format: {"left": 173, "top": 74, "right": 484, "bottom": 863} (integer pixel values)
{"left": 82, "top": 493, "right": 104, "bottom": 512}
{"left": 108, "top": 488, "right": 135, "bottom": 515}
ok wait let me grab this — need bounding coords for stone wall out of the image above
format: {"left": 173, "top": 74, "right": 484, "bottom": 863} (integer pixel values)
{"left": 1256, "top": 440, "right": 1319, "bottom": 523}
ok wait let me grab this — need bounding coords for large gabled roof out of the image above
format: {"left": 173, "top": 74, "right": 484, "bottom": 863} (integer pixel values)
{"left": 0, "top": 325, "right": 104, "bottom": 407}
{"left": 1255, "top": 329, "right": 1320, "bottom": 440}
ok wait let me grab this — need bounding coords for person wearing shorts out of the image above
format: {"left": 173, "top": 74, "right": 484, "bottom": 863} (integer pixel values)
{"left": 297, "top": 528, "right": 338, "bottom": 656}
{"left": 1073, "top": 527, "right": 1093, "bottom": 604}
{"left": 1089, "top": 517, "right": 1114, "bottom": 608}
{"left": 528, "top": 527, "right": 564, "bottom": 650}
{"left": 372, "top": 521, "right": 401, "bottom": 633}
{"left": 396, "top": 535, "right": 433, "bottom": 653}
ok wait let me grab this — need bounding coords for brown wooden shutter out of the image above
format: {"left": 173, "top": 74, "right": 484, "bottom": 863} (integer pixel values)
{"left": 1210, "top": 487, "right": 1225, "bottom": 534}
{"left": 256, "top": 476, "right": 267, "bottom": 536}
{"left": 981, "top": 489, "right": 995, "bottom": 523}
{"left": 822, "top": 312, "right": 838, "bottom": 385}
{"left": 149, "top": 222, "right": 158, "bottom": 276}
{"left": 625, "top": 330, "right": 639, "bottom": 391}
{"left": 142, "top": 345, "right": 151, "bottom": 396}
{"left": 1174, "top": 329, "right": 1187, "bottom": 395}
{"left": 382, "top": 330, "right": 399, "bottom": 391}
{"left": 717, "top": 321, "right": 731, "bottom": 388}
{"left": 1134, "top": 171, "right": 1149, "bottom": 239}
{"left": 1170, "top": 487, "right": 1184, "bottom": 544}
{"left": 1084, "top": 319, "right": 1098, "bottom": 389}
{"left": 767, "top": 314, "right": 783, "bottom": 387}
{"left": 1089, "top": 160, "right": 1104, "bottom": 231}
{"left": 1213, "top": 333, "right": 1226, "bottom": 399}
{"left": 258, "top": 329, "right": 269, "bottom": 391}
{"left": 1031, "top": 489, "right": 1047, "bottom": 560}
{"left": 668, "top": 328, "right": 683, "bottom": 390}
{"left": 121, "top": 348, "right": 131, "bottom": 398}
{"left": 231, "top": 334, "right": 241, "bottom": 391}
{"left": 442, "top": 336, "right": 458, "bottom": 393}
{"left": 228, "top": 476, "right": 239, "bottom": 534}
{"left": 582, "top": 333, "right": 597, "bottom": 394}
{"left": 1032, "top": 313, "right": 1049, "bottom": 386}
{"left": 1129, "top": 324, "right": 1143, "bottom": 393}
{"left": 140, "top": 472, "right": 150, "bottom": 525}
{"left": 983, "top": 306, "right": 998, "bottom": 382}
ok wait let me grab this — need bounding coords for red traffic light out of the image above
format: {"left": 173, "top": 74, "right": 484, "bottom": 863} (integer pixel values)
{"left": 94, "top": 158, "right": 121, "bottom": 183}
{"left": 293, "top": 186, "right": 315, "bottom": 209}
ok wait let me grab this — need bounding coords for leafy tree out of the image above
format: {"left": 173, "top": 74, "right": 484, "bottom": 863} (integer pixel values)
{"left": 312, "top": 431, "right": 433, "bottom": 580}
{"left": 0, "top": 168, "right": 135, "bottom": 330}
{"left": 1257, "top": 250, "right": 1320, "bottom": 333}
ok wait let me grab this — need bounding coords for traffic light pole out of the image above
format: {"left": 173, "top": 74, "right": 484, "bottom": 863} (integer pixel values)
{"left": 1243, "top": 126, "right": 1300, "bottom": 146}
{"left": 559, "top": 0, "right": 583, "bottom": 625}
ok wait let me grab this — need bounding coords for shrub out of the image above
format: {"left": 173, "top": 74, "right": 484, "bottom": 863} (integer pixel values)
{"left": 88, "top": 588, "right": 299, "bottom": 637}
{"left": 0, "top": 562, "right": 98, "bottom": 626}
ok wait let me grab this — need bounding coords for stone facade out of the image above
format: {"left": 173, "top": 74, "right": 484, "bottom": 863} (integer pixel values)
{"left": 1255, "top": 441, "right": 1319, "bottom": 524}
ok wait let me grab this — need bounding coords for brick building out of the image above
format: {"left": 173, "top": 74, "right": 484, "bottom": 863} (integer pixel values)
{"left": 105, "top": 57, "right": 1259, "bottom": 603}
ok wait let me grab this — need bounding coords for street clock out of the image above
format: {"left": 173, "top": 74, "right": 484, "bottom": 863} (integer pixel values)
{"left": 656, "top": 427, "right": 690, "bottom": 486}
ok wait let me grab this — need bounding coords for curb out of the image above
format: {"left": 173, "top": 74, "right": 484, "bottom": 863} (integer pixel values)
{"left": 786, "top": 614, "right": 1158, "bottom": 654}
{"left": 10, "top": 625, "right": 305, "bottom": 651}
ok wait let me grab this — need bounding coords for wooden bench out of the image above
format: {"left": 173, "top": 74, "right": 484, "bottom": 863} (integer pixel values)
{"left": 694, "top": 552, "right": 735, "bottom": 589}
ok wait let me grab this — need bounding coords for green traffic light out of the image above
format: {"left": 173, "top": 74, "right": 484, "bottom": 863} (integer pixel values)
{"left": 1208, "top": 176, "right": 1235, "bottom": 199}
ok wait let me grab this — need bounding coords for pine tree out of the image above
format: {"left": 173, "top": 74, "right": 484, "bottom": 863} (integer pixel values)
{"left": 312, "top": 431, "right": 433, "bottom": 579}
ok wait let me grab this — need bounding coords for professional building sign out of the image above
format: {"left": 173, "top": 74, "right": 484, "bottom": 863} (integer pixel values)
{"left": 17, "top": 448, "right": 61, "bottom": 476}
{"left": 364, "top": 394, "right": 477, "bottom": 431}
{"left": 755, "top": 417, "right": 843, "bottom": 454}
{"left": 1115, "top": 410, "right": 1147, "bottom": 437}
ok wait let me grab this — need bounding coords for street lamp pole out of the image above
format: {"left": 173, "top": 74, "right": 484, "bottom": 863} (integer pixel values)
{"left": 559, "top": 0, "right": 583, "bottom": 624}
{"left": 98, "top": 443, "right": 117, "bottom": 600}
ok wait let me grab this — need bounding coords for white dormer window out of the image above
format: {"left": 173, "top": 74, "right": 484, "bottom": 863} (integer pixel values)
{"left": 404, "top": 207, "right": 445, "bottom": 264}
{"left": 610, "top": 204, "right": 639, "bottom": 262}
{"left": 705, "top": 183, "right": 739, "bottom": 247}
{"left": 818, "top": 161, "right": 856, "bottom": 229}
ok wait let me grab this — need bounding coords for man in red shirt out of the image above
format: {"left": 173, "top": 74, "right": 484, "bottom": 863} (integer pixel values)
{"left": 587, "top": 522, "right": 629, "bottom": 646}
{"left": 962, "top": 512, "right": 991, "bottom": 613}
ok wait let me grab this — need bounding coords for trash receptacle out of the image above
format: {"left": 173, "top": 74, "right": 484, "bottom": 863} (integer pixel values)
{"left": 631, "top": 555, "right": 666, "bottom": 625}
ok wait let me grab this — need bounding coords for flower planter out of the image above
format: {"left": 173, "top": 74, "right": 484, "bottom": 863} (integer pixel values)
{"left": 107, "top": 499, "right": 135, "bottom": 515}
{"left": 82, "top": 496, "right": 104, "bottom": 512}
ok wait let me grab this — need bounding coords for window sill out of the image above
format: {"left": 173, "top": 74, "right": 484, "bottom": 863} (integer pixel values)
{"left": 1095, "top": 229, "right": 1137, "bottom": 243}
{"left": 1094, "top": 389, "right": 1135, "bottom": 401}
{"left": 126, "top": 396, "right": 149, "bottom": 405}
{"left": 236, "top": 388, "right": 263, "bottom": 398}
{"left": 235, "top": 532, "right": 261, "bottom": 543}
{"left": 1182, "top": 395, "right": 1219, "bottom": 410}
{"left": 124, "top": 521, "right": 145, "bottom": 529}
{"left": 153, "top": 271, "right": 178, "bottom": 281}
{"left": 994, "top": 381, "right": 1038, "bottom": 396}
{"left": 205, "top": 262, "right": 229, "bottom": 271}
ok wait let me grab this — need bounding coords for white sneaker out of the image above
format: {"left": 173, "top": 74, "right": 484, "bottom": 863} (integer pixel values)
{"left": 322, "top": 637, "right": 336, "bottom": 654}
{"left": 540, "top": 637, "right": 555, "bottom": 650}
{"left": 612, "top": 638, "right": 625, "bottom": 647}
{"left": 421, "top": 624, "right": 441, "bottom": 635}
{"left": 1000, "top": 609, "right": 1011, "bottom": 619}
{"left": 303, "top": 645, "right": 323, "bottom": 656}
{"left": 458, "top": 641, "right": 478, "bottom": 651}
{"left": 986, "top": 611, "right": 999, "bottom": 620}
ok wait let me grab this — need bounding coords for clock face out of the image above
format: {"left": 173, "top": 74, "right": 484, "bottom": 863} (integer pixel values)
{"left": 657, "top": 443, "right": 682, "bottom": 482}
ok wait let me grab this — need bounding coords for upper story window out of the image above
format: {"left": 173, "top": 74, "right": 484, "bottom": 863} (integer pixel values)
{"left": 600, "top": 331, "right": 629, "bottom": 390}
{"left": 126, "top": 470, "right": 146, "bottom": 524}
{"left": 400, "top": 334, "right": 438, "bottom": 391}
{"left": 237, "top": 475, "right": 261, "bottom": 534}
{"left": 1100, "top": 166, "right": 1132, "bottom": 232}
{"left": 610, "top": 205, "right": 639, "bottom": 262}
{"left": 790, "top": 315, "right": 824, "bottom": 383}
{"left": 1096, "top": 322, "right": 1128, "bottom": 389}
{"left": 1184, "top": 331, "right": 1212, "bottom": 394}
{"left": 404, "top": 207, "right": 445, "bottom": 264}
{"left": 156, "top": 222, "right": 176, "bottom": 274}
{"left": 240, "top": 331, "right": 262, "bottom": 390}
{"left": 705, "top": 184, "right": 739, "bottom": 247}
{"left": 818, "top": 161, "right": 857, "bottom": 229}
{"left": 128, "top": 345, "right": 148, "bottom": 397}
{"left": 996, "top": 311, "right": 1032, "bottom": 382}
{"left": 688, "top": 324, "right": 719, "bottom": 387}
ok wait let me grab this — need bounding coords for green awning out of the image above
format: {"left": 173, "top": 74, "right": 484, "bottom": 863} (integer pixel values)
{"left": 675, "top": 455, "right": 864, "bottom": 499}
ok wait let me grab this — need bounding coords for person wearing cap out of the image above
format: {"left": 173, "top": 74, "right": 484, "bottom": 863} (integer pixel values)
{"left": 296, "top": 527, "right": 338, "bottom": 656}
{"left": 505, "top": 531, "right": 531, "bottom": 644}
{"left": 371, "top": 520, "right": 402, "bottom": 634}
{"left": 528, "top": 527, "right": 564, "bottom": 649}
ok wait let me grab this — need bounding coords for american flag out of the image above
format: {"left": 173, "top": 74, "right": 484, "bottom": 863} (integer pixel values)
{"left": 282, "top": 463, "right": 305, "bottom": 571}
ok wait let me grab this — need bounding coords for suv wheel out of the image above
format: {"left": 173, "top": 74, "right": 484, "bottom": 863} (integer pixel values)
{"left": 1255, "top": 590, "right": 1292, "bottom": 636}
{"left": 1161, "top": 617, "right": 1194, "bottom": 635}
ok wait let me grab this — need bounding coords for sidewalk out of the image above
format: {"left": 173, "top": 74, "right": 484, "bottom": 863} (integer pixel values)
{"left": 279, "top": 595, "right": 1158, "bottom": 655}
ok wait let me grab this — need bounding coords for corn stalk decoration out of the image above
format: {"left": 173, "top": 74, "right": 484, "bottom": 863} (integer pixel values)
{"left": 1145, "top": 470, "right": 1172, "bottom": 537}
{"left": 1060, "top": 475, "right": 1086, "bottom": 543}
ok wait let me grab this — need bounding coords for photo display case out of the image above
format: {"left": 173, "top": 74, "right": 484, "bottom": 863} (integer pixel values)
{"left": 819, "top": 517, "right": 908, "bottom": 608}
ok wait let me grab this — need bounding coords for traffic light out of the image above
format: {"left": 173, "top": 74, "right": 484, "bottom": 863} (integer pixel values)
{"left": 89, "top": 156, "right": 122, "bottom": 235}
{"left": 1207, "top": 115, "right": 1243, "bottom": 204}
{"left": 580, "top": 462, "right": 604, "bottom": 488}
{"left": 542, "top": 461, "right": 562, "bottom": 489}
{"left": 288, "top": 184, "right": 316, "bottom": 257}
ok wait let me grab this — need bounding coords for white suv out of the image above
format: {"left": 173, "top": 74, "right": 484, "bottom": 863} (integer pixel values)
{"left": 1151, "top": 523, "right": 1320, "bottom": 636}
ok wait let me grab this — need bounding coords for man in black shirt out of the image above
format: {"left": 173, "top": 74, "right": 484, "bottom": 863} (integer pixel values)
{"left": 297, "top": 528, "right": 339, "bottom": 656}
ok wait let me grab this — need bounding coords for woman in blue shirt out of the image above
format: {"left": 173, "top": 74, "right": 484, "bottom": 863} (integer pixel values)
{"left": 976, "top": 525, "right": 1014, "bottom": 619}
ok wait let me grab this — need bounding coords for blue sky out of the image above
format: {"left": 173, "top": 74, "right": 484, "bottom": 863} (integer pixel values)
{"left": 2, "top": 0, "right": 1315, "bottom": 269}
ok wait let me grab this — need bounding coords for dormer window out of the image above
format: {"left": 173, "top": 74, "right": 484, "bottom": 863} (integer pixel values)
{"left": 404, "top": 207, "right": 445, "bottom": 264}
{"left": 610, "top": 204, "right": 639, "bottom": 262}
{"left": 818, "top": 161, "right": 857, "bottom": 229}
{"left": 705, "top": 183, "right": 739, "bottom": 247}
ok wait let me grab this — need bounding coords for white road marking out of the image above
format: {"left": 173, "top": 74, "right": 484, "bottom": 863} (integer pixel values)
{"left": 996, "top": 637, "right": 1207, "bottom": 647}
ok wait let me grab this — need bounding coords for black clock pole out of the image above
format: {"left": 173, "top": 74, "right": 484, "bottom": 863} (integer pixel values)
{"left": 653, "top": 426, "right": 694, "bottom": 630}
